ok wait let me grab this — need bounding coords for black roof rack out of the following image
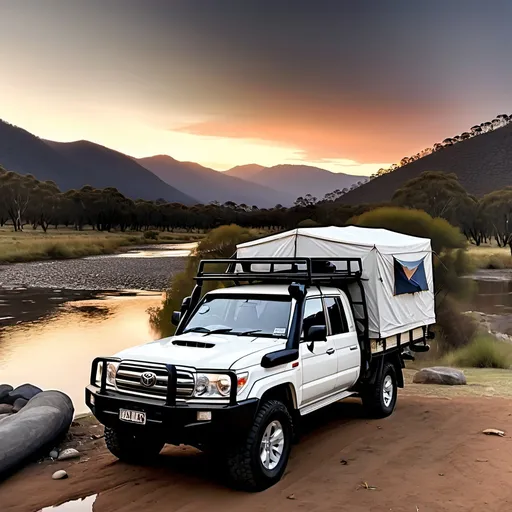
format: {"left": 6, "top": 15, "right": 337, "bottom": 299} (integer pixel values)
{"left": 195, "top": 257, "right": 362, "bottom": 286}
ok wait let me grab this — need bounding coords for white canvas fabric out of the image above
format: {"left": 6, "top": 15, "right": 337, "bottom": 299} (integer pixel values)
{"left": 236, "top": 226, "right": 435, "bottom": 338}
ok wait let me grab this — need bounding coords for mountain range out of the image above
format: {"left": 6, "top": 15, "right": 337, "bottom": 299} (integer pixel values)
{"left": 0, "top": 119, "right": 363, "bottom": 207}
{"left": 341, "top": 121, "right": 512, "bottom": 204}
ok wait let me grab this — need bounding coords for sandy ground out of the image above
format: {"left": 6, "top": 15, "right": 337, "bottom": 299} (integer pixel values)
{"left": 1, "top": 381, "right": 512, "bottom": 512}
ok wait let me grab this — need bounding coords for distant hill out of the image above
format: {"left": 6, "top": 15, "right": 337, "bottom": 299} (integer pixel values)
{"left": 225, "top": 164, "right": 364, "bottom": 201}
{"left": 0, "top": 120, "right": 78, "bottom": 186}
{"left": 0, "top": 120, "right": 196, "bottom": 204}
{"left": 46, "top": 141, "right": 196, "bottom": 204}
{"left": 341, "top": 122, "right": 512, "bottom": 204}
{"left": 137, "top": 156, "right": 292, "bottom": 207}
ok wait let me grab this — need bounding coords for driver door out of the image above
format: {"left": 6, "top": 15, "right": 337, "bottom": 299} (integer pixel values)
{"left": 300, "top": 297, "right": 338, "bottom": 404}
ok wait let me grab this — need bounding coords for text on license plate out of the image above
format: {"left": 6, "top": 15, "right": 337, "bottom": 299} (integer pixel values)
{"left": 119, "top": 409, "right": 146, "bottom": 425}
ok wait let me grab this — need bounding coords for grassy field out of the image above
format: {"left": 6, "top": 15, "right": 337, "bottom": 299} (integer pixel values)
{"left": 467, "top": 244, "right": 512, "bottom": 269}
{"left": 403, "top": 367, "right": 512, "bottom": 398}
{"left": 0, "top": 227, "right": 205, "bottom": 263}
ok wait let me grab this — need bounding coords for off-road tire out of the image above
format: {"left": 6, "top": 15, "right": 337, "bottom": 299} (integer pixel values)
{"left": 362, "top": 361, "right": 398, "bottom": 418}
{"left": 104, "top": 426, "right": 165, "bottom": 464}
{"left": 226, "top": 400, "right": 293, "bottom": 491}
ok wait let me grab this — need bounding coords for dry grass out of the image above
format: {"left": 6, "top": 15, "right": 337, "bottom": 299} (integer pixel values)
{"left": 467, "top": 244, "right": 512, "bottom": 269}
{"left": 0, "top": 227, "right": 205, "bottom": 263}
{"left": 402, "top": 367, "right": 512, "bottom": 399}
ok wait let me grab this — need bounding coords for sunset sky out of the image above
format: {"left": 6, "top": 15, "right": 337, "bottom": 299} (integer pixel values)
{"left": 1, "top": 0, "right": 512, "bottom": 175}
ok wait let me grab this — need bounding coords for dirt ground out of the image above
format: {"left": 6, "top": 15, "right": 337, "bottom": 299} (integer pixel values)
{"left": 1, "top": 381, "right": 512, "bottom": 512}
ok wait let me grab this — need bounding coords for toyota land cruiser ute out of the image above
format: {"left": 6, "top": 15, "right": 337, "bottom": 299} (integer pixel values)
{"left": 86, "top": 227, "right": 434, "bottom": 491}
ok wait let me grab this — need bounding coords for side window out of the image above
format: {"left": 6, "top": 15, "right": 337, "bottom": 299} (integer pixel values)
{"left": 301, "top": 298, "right": 326, "bottom": 340}
{"left": 324, "top": 297, "right": 349, "bottom": 335}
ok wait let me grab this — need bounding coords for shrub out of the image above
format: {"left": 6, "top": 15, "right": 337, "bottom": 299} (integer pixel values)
{"left": 349, "top": 206, "right": 466, "bottom": 253}
{"left": 444, "top": 334, "right": 512, "bottom": 369}
{"left": 297, "top": 218, "right": 320, "bottom": 228}
{"left": 435, "top": 296, "right": 478, "bottom": 351}
{"left": 143, "top": 230, "right": 159, "bottom": 241}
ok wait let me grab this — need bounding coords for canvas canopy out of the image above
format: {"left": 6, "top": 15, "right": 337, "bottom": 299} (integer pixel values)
{"left": 236, "top": 226, "right": 435, "bottom": 338}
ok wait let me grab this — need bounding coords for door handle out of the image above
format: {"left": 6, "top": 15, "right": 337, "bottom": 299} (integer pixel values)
{"left": 349, "top": 345, "right": 358, "bottom": 351}
{"left": 326, "top": 348, "right": 335, "bottom": 355}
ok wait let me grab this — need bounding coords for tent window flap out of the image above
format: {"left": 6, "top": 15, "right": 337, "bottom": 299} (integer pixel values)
{"left": 394, "top": 257, "right": 428, "bottom": 295}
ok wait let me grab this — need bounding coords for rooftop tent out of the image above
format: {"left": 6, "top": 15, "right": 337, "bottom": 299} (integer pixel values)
{"left": 236, "top": 226, "right": 435, "bottom": 338}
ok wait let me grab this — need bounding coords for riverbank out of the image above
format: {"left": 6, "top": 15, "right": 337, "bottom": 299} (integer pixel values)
{"left": 0, "top": 228, "right": 204, "bottom": 264}
{"left": 2, "top": 375, "right": 512, "bottom": 511}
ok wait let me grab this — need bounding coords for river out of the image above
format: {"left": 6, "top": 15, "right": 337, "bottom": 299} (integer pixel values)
{"left": 0, "top": 244, "right": 192, "bottom": 414}
{"left": 0, "top": 250, "right": 509, "bottom": 415}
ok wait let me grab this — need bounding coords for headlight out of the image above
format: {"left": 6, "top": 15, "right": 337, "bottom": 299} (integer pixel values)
{"left": 193, "top": 372, "right": 249, "bottom": 399}
{"left": 106, "top": 362, "right": 119, "bottom": 386}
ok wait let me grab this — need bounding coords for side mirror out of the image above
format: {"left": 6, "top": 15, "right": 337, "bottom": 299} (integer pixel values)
{"left": 171, "top": 311, "right": 181, "bottom": 326}
{"left": 181, "top": 296, "right": 191, "bottom": 313}
{"left": 305, "top": 325, "right": 326, "bottom": 342}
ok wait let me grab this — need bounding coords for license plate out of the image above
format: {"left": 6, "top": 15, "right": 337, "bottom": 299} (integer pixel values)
{"left": 119, "top": 409, "right": 146, "bottom": 425}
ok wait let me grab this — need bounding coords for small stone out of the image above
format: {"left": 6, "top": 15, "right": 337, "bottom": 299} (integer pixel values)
{"left": 340, "top": 459, "right": 348, "bottom": 465}
{"left": 438, "top": 473, "right": 445, "bottom": 476}
{"left": 0, "top": 404, "right": 14, "bottom": 414}
{"left": 57, "top": 448, "right": 80, "bottom": 461}
{"left": 12, "top": 398, "right": 28, "bottom": 412}
{"left": 476, "top": 458, "right": 489, "bottom": 462}
{"left": 0, "top": 384, "right": 13, "bottom": 403}
{"left": 286, "top": 494, "right": 296, "bottom": 500}
{"left": 413, "top": 367, "right": 467, "bottom": 386}
{"left": 49, "top": 450, "right": 59, "bottom": 459}
{"left": 52, "top": 470, "right": 68, "bottom": 480}
{"left": 482, "top": 428, "right": 505, "bottom": 437}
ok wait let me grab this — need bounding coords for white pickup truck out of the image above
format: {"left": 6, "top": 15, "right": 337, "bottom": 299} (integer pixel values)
{"left": 86, "top": 227, "right": 434, "bottom": 491}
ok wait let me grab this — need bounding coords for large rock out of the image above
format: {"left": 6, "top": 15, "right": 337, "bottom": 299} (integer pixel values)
{"left": 413, "top": 367, "right": 467, "bottom": 385}
{"left": 0, "top": 404, "right": 14, "bottom": 414}
{"left": 0, "top": 385, "right": 13, "bottom": 403}
{"left": 8, "top": 384, "right": 42, "bottom": 402}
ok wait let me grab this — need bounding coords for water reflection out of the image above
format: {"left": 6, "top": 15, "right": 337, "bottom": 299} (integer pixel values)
{"left": 0, "top": 292, "right": 162, "bottom": 414}
{"left": 38, "top": 494, "right": 98, "bottom": 511}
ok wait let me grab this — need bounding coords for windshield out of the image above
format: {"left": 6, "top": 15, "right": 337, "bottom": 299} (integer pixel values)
{"left": 183, "top": 295, "right": 292, "bottom": 338}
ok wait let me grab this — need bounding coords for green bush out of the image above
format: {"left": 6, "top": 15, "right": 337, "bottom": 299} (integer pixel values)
{"left": 143, "top": 230, "right": 159, "bottom": 240}
{"left": 297, "top": 218, "right": 320, "bottom": 228}
{"left": 444, "top": 334, "right": 512, "bottom": 369}
{"left": 349, "top": 206, "right": 465, "bottom": 253}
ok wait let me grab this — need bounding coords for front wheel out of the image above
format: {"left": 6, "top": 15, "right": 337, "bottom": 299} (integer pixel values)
{"left": 225, "top": 400, "right": 293, "bottom": 491}
{"left": 104, "top": 426, "right": 165, "bottom": 464}
{"left": 362, "top": 361, "right": 398, "bottom": 418}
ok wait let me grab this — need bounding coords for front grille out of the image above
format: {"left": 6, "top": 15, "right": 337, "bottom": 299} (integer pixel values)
{"left": 115, "top": 361, "right": 195, "bottom": 401}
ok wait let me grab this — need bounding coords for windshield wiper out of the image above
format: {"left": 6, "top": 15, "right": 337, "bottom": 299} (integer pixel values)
{"left": 182, "top": 327, "right": 233, "bottom": 336}
{"left": 235, "top": 329, "right": 262, "bottom": 336}
{"left": 202, "top": 328, "right": 233, "bottom": 336}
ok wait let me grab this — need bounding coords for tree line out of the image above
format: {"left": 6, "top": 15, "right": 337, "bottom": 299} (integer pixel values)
{"left": 2, "top": 164, "right": 512, "bottom": 249}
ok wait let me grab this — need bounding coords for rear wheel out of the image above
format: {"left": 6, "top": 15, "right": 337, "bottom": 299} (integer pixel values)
{"left": 362, "top": 361, "right": 398, "bottom": 418}
{"left": 225, "top": 400, "right": 293, "bottom": 491}
{"left": 104, "top": 426, "right": 165, "bottom": 464}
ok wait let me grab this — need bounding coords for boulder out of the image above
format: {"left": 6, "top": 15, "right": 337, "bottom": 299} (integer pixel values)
{"left": 0, "top": 404, "right": 14, "bottom": 414}
{"left": 0, "top": 385, "right": 13, "bottom": 404}
{"left": 12, "top": 398, "right": 28, "bottom": 413}
{"left": 413, "top": 367, "right": 467, "bottom": 386}
{"left": 8, "top": 384, "right": 42, "bottom": 402}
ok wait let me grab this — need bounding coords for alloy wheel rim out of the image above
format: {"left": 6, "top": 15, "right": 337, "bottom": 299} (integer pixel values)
{"left": 383, "top": 374, "right": 394, "bottom": 407}
{"left": 260, "top": 420, "right": 285, "bottom": 470}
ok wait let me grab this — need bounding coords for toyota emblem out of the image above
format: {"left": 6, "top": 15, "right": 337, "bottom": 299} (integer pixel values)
{"left": 140, "top": 371, "right": 157, "bottom": 387}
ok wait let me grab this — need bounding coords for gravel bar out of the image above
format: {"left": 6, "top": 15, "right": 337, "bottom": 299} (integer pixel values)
{"left": 0, "top": 254, "right": 188, "bottom": 291}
